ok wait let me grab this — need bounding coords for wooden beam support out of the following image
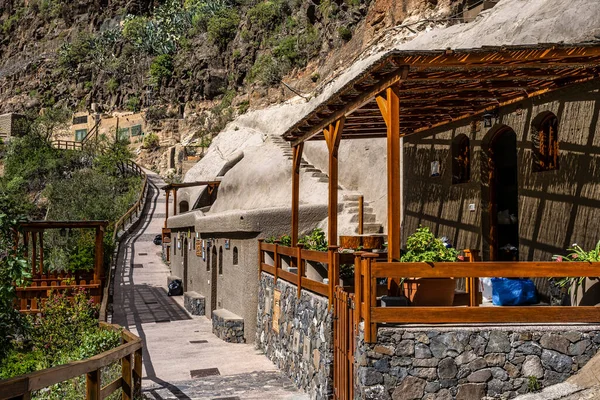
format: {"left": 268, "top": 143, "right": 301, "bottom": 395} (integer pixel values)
{"left": 165, "top": 190, "right": 170, "bottom": 228}
{"left": 291, "top": 143, "right": 304, "bottom": 247}
{"left": 95, "top": 226, "right": 105, "bottom": 281}
{"left": 38, "top": 231, "right": 44, "bottom": 275}
{"left": 324, "top": 118, "right": 344, "bottom": 247}
{"left": 173, "top": 189, "right": 178, "bottom": 216}
{"left": 377, "top": 86, "right": 402, "bottom": 263}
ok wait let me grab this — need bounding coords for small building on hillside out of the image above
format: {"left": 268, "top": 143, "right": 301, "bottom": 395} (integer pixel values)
{"left": 0, "top": 113, "right": 27, "bottom": 141}
{"left": 69, "top": 111, "right": 146, "bottom": 143}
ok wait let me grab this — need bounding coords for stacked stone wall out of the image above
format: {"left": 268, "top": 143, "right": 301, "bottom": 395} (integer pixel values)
{"left": 212, "top": 310, "right": 245, "bottom": 343}
{"left": 256, "top": 273, "right": 333, "bottom": 399}
{"left": 356, "top": 325, "right": 600, "bottom": 399}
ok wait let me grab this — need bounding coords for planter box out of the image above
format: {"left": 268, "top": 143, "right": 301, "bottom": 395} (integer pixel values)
{"left": 403, "top": 278, "right": 456, "bottom": 306}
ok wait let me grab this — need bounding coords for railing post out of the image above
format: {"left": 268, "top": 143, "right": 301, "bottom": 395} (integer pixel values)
{"left": 328, "top": 245, "right": 339, "bottom": 308}
{"left": 464, "top": 249, "right": 481, "bottom": 307}
{"left": 273, "top": 241, "right": 279, "bottom": 284}
{"left": 362, "top": 253, "right": 378, "bottom": 343}
{"left": 297, "top": 244, "right": 304, "bottom": 298}
{"left": 134, "top": 348, "right": 143, "bottom": 398}
{"left": 86, "top": 368, "right": 100, "bottom": 400}
{"left": 258, "top": 239, "right": 264, "bottom": 280}
{"left": 353, "top": 251, "right": 364, "bottom": 328}
{"left": 122, "top": 353, "right": 133, "bottom": 400}
{"left": 358, "top": 195, "right": 364, "bottom": 235}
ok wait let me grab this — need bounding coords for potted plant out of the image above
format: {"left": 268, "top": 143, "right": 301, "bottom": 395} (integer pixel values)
{"left": 298, "top": 228, "right": 328, "bottom": 281}
{"left": 553, "top": 241, "right": 600, "bottom": 306}
{"left": 399, "top": 227, "right": 459, "bottom": 306}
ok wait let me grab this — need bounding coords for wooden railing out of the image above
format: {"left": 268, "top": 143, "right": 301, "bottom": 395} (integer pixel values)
{"left": 0, "top": 323, "right": 142, "bottom": 400}
{"left": 81, "top": 118, "right": 102, "bottom": 147}
{"left": 16, "top": 276, "right": 102, "bottom": 313}
{"left": 51, "top": 140, "right": 83, "bottom": 150}
{"left": 112, "top": 161, "right": 148, "bottom": 242}
{"left": 258, "top": 240, "right": 355, "bottom": 306}
{"left": 355, "top": 254, "right": 600, "bottom": 342}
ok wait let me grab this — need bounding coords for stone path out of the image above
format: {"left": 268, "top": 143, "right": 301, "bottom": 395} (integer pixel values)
{"left": 111, "top": 171, "right": 308, "bottom": 400}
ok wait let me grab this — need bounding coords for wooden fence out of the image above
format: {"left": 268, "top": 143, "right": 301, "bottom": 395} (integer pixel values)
{"left": 0, "top": 323, "right": 142, "bottom": 400}
{"left": 258, "top": 240, "right": 355, "bottom": 305}
{"left": 51, "top": 140, "right": 83, "bottom": 150}
{"left": 112, "top": 161, "right": 147, "bottom": 242}
{"left": 355, "top": 254, "right": 600, "bottom": 342}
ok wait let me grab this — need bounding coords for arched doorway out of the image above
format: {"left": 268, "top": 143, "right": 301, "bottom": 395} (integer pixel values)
{"left": 179, "top": 201, "right": 189, "bottom": 213}
{"left": 482, "top": 126, "right": 520, "bottom": 261}
{"left": 183, "top": 238, "right": 188, "bottom": 292}
{"left": 211, "top": 245, "right": 218, "bottom": 314}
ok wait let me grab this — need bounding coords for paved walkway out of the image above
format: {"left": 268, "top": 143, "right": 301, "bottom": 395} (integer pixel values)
{"left": 111, "top": 172, "right": 307, "bottom": 400}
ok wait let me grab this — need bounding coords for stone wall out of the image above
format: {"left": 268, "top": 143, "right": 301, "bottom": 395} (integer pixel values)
{"left": 184, "top": 291, "right": 205, "bottom": 316}
{"left": 355, "top": 325, "right": 600, "bottom": 400}
{"left": 256, "top": 273, "right": 333, "bottom": 400}
{"left": 212, "top": 309, "right": 245, "bottom": 343}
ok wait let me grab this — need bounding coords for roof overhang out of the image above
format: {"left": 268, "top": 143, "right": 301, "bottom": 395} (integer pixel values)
{"left": 283, "top": 43, "right": 600, "bottom": 146}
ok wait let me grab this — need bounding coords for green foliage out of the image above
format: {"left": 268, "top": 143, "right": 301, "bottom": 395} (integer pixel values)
{"left": 207, "top": 8, "right": 240, "bottom": 49}
{"left": 553, "top": 241, "right": 600, "bottom": 292}
{"left": 248, "top": 54, "right": 283, "bottom": 85}
{"left": 400, "top": 226, "right": 459, "bottom": 262}
{"left": 58, "top": 32, "right": 96, "bottom": 70}
{"left": 0, "top": 349, "right": 46, "bottom": 379}
{"left": 264, "top": 234, "right": 291, "bottom": 246}
{"left": 247, "top": 0, "right": 287, "bottom": 31}
{"left": 238, "top": 100, "right": 250, "bottom": 114}
{"left": 527, "top": 376, "right": 541, "bottom": 393}
{"left": 77, "top": 327, "right": 122, "bottom": 360}
{"left": 338, "top": 26, "right": 352, "bottom": 41}
{"left": 298, "top": 228, "right": 328, "bottom": 252}
{"left": 143, "top": 133, "right": 160, "bottom": 150}
{"left": 106, "top": 78, "right": 119, "bottom": 94}
{"left": 126, "top": 96, "right": 141, "bottom": 112}
{"left": 149, "top": 54, "right": 174, "bottom": 86}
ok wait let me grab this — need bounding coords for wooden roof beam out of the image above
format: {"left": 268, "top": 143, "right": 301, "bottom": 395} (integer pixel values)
{"left": 290, "top": 66, "right": 410, "bottom": 146}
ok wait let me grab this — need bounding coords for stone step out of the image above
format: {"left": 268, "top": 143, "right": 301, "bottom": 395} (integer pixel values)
{"left": 361, "top": 223, "right": 383, "bottom": 234}
{"left": 344, "top": 206, "right": 374, "bottom": 214}
{"left": 343, "top": 193, "right": 363, "bottom": 201}
{"left": 349, "top": 214, "right": 376, "bottom": 223}
{"left": 311, "top": 172, "right": 328, "bottom": 178}
{"left": 344, "top": 201, "right": 359, "bottom": 208}
{"left": 318, "top": 177, "right": 329, "bottom": 183}
{"left": 302, "top": 168, "right": 321, "bottom": 173}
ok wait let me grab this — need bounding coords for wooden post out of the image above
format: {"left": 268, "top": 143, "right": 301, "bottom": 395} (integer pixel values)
{"left": 354, "top": 252, "right": 364, "bottom": 327}
{"left": 38, "top": 231, "right": 44, "bottom": 275}
{"left": 31, "top": 231, "right": 37, "bottom": 276}
{"left": 328, "top": 245, "right": 339, "bottom": 307}
{"left": 273, "top": 242, "right": 279, "bottom": 284}
{"left": 94, "top": 226, "right": 105, "bottom": 282}
{"left": 86, "top": 369, "right": 100, "bottom": 400}
{"left": 165, "top": 190, "right": 170, "bottom": 228}
{"left": 122, "top": 354, "right": 133, "bottom": 400}
{"left": 464, "top": 249, "right": 481, "bottom": 307}
{"left": 362, "top": 253, "right": 378, "bottom": 343}
{"left": 323, "top": 118, "right": 344, "bottom": 247}
{"left": 291, "top": 143, "right": 304, "bottom": 247}
{"left": 134, "top": 348, "right": 143, "bottom": 398}
{"left": 297, "top": 244, "right": 304, "bottom": 298}
{"left": 358, "top": 195, "right": 364, "bottom": 235}
{"left": 23, "top": 231, "right": 29, "bottom": 259}
{"left": 173, "top": 189, "right": 178, "bottom": 216}
{"left": 377, "top": 85, "right": 402, "bottom": 262}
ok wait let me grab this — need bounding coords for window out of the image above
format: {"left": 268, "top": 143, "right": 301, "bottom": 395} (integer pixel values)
{"left": 233, "top": 247, "right": 239, "bottom": 265}
{"left": 218, "top": 247, "right": 223, "bottom": 275}
{"left": 452, "top": 134, "right": 470, "bottom": 184}
{"left": 73, "top": 115, "right": 88, "bottom": 125}
{"left": 131, "top": 124, "right": 143, "bottom": 137}
{"left": 118, "top": 127, "right": 130, "bottom": 141}
{"left": 75, "top": 129, "right": 88, "bottom": 142}
{"left": 532, "top": 111, "right": 559, "bottom": 172}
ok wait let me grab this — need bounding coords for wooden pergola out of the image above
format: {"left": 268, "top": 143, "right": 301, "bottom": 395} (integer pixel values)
{"left": 283, "top": 43, "right": 600, "bottom": 262}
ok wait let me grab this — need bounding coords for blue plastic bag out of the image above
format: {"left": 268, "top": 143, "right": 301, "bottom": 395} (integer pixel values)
{"left": 491, "top": 278, "right": 538, "bottom": 306}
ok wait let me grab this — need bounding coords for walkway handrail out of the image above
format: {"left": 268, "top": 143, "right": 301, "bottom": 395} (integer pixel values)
{"left": 258, "top": 240, "right": 355, "bottom": 306}
{"left": 112, "top": 161, "right": 148, "bottom": 242}
{"left": 356, "top": 255, "right": 600, "bottom": 342}
{"left": 0, "top": 322, "right": 142, "bottom": 400}
{"left": 51, "top": 140, "right": 83, "bottom": 150}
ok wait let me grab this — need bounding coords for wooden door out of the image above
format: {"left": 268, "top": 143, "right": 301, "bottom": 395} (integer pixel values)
{"left": 334, "top": 286, "right": 355, "bottom": 400}
{"left": 211, "top": 246, "right": 218, "bottom": 313}
{"left": 183, "top": 239, "right": 188, "bottom": 292}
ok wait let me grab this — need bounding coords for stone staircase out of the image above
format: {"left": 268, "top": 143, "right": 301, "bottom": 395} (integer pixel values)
{"left": 270, "top": 135, "right": 382, "bottom": 235}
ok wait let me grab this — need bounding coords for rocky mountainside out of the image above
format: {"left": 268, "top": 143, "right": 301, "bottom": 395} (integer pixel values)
{"left": 0, "top": 0, "right": 467, "bottom": 136}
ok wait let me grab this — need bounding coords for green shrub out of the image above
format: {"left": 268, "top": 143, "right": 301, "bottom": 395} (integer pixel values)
{"left": 58, "top": 32, "right": 95, "bottom": 70}
{"left": 273, "top": 36, "right": 299, "bottom": 65}
{"left": 126, "top": 96, "right": 141, "bottom": 112}
{"left": 143, "top": 133, "right": 160, "bottom": 150}
{"left": 207, "top": 8, "right": 240, "bottom": 48}
{"left": 106, "top": 78, "right": 119, "bottom": 93}
{"left": 238, "top": 100, "right": 250, "bottom": 114}
{"left": 338, "top": 26, "right": 352, "bottom": 41}
{"left": 298, "top": 228, "right": 327, "bottom": 251}
{"left": 400, "top": 226, "right": 459, "bottom": 262}
{"left": 248, "top": 54, "right": 283, "bottom": 85}
{"left": 78, "top": 328, "right": 121, "bottom": 359}
{"left": 0, "top": 349, "right": 47, "bottom": 379}
{"left": 247, "top": 0, "right": 287, "bottom": 30}
{"left": 149, "top": 54, "right": 174, "bottom": 86}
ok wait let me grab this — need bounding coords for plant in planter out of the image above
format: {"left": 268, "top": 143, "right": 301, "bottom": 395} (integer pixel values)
{"left": 299, "top": 228, "right": 328, "bottom": 281}
{"left": 399, "top": 226, "right": 459, "bottom": 306}
{"left": 553, "top": 241, "right": 600, "bottom": 306}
